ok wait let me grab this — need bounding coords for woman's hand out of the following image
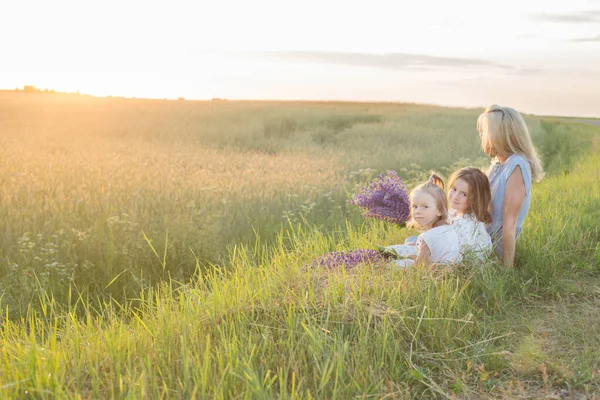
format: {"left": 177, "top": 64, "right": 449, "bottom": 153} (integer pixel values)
{"left": 502, "top": 166, "right": 526, "bottom": 267}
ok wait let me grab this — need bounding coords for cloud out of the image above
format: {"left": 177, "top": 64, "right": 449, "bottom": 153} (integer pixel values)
{"left": 530, "top": 10, "right": 600, "bottom": 23}
{"left": 516, "top": 33, "right": 540, "bottom": 39}
{"left": 256, "top": 51, "right": 518, "bottom": 72}
{"left": 569, "top": 34, "right": 600, "bottom": 42}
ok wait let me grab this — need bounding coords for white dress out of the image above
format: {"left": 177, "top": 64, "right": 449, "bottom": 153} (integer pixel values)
{"left": 391, "top": 224, "right": 461, "bottom": 268}
{"left": 449, "top": 211, "right": 492, "bottom": 262}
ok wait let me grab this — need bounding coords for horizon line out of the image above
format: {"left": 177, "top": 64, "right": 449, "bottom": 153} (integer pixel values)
{"left": 2, "top": 88, "right": 598, "bottom": 120}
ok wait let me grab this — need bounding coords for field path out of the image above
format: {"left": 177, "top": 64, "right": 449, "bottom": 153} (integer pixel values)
{"left": 516, "top": 275, "right": 600, "bottom": 399}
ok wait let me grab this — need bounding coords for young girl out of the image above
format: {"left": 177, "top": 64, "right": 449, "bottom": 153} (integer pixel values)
{"left": 390, "top": 174, "right": 461, "bottom": 268}
{"left": 447, "top": 168, "right": 493, "bottom": 262}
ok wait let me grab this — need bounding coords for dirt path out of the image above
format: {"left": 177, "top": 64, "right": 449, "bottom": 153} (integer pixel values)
{"left": 487, "top": 275, "right": 600, "bottom": 399}
{"left": 525, "top": 275, "right": 600, "bottom": 398}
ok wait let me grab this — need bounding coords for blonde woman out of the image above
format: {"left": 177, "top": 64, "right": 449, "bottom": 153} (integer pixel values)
{"left": 477, "top": 105, "right": 544, "bottom": 266}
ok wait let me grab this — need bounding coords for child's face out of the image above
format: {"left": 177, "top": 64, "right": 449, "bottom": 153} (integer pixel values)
{"left": 448, "top": 178, "right": 469, "bottom": 216}
{"left": 411, "top": 191, "right": 442, "bottom": 229}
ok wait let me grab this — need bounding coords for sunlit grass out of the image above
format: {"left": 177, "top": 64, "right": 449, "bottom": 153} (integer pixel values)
{"left": 1, "top": 93, "right": 517, "bottom": 309}
{"left": 0, "top": 92, "right": 599, "bottom": 397}
{"left": 0, "top": 147, "right": 598, "bottom": 397}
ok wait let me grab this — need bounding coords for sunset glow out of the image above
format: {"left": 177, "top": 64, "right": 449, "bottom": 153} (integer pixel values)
{"left": 2, "top": 0, "right": 600, "bottom": 116}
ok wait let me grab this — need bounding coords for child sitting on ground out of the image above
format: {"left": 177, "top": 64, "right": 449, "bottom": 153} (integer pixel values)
{"left": 388, "top": 174, "right": 461, "bottom": 268}
{"left": 447, "top": 167, "right": 493, "bottom": 262}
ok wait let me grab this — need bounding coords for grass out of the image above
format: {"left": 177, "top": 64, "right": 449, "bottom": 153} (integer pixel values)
{"left": 1, "top": 93, "right": 517, "bottom": 311}
{"left": 0, "top": 93, "right": 599, "bottom": 397}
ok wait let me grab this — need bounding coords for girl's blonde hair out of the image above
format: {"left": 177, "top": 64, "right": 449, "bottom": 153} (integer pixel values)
{"left": 407, "top": 173, "right": 448, "bottom": 230}
{"left": 477, "top": 105, "right": 544, "bottom": 182}
{"left": 448, "top": 167, "right": 492, "bottom": 224}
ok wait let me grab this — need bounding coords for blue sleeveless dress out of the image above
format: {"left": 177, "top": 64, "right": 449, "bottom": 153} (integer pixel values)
{"left": 487, "top": 154, "right": 532, "bottom": 258}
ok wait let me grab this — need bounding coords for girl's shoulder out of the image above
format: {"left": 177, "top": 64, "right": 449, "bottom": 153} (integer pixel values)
{"left": 452, "top": 218, "right": 471, "bottom": 234}
{"left": 427, "top": 224, "right": 455, "bottom": 233}
{"left": 420, "top": 224, "right": 456, "bottom": 241}
{"left": 465, "top": 213, "right": 487, "bottom": 226}
{"left": 418, "top": 224, "right": 460, "bottom": 262}
{"left": 452, "top": 214, "right": 488, "bottom": 235}
{"left": 451, "top": 212, "right": 475, "bottom": 222}
{"left": 449, "top": 209, "right": 460, "bottom": 222}
{"left": 452, "top": 213, "right": 485, "bottom": 226}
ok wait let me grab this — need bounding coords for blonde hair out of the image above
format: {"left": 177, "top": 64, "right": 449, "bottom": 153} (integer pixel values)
{"left": 407, "top": 173, "right": 448, "bottom": 230}
{"left": 448, "top": 167, "right": 492, "bottom": 224}
{"left": 477, "top": 105, "right": 544, "bottom": 182}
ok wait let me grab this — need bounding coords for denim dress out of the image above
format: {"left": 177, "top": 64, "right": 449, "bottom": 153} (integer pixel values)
{"left": 487, "top": 154, "right": 532, "bottom": 258}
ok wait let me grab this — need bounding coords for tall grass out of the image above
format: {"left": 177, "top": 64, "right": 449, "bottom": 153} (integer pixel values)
{"left": 537, "top": 119, "right": 599, "bottom": 175}
{"left": 0, "top": 97, "right": 598, "bottom": 397}
{"left": 0, "top": 92, "right": 586, "bottom": 314}
{"left": 0, "top": 147, "right": 597, "bottom": 397}
{"left": 2, "top": 93, "right": 525, "bottom": 310}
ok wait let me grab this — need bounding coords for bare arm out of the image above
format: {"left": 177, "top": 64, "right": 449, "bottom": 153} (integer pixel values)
{"left": 502, "top": 166, "right": 526, "bottom": 267}
{"left": 415, "top": 240, "right": 432, "bottom": 266}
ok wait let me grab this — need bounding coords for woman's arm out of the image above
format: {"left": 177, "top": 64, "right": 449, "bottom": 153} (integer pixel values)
{"left": 502, "top": 166, "right": 526, "bottom": 267}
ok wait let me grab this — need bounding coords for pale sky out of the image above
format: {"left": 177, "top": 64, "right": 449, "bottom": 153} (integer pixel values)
{"left": 1, "top": 0, "right": 599, "bottom": 117}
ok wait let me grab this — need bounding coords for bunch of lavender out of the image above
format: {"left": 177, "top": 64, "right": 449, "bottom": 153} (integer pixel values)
{"left": 306, "top": 249, "right": 390, "bottom": 270}
{"left": 350, "top": 170, "right": 410, "bottom": 225}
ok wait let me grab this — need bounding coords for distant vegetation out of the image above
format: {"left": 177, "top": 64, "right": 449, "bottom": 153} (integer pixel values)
{"left": 11, "top": 85, "right": 85, "bottom": 96}
{"left": 17, "top": 85, "right": 56, "bottom": 93}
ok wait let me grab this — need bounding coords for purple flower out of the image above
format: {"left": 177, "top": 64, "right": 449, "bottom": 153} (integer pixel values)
{"left": 350, "top": 170, "right": 410, "bottom": 225}
{"left": 306, "top": 249, "right": 389, "bottom": 270}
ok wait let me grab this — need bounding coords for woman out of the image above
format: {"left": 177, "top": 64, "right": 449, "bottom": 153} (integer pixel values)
{"left": 477, "top": 105, "right": 544, "bottom": 266}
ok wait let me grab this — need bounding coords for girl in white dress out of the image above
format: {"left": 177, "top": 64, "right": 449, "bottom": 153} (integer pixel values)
{"left": 390, "top": 174, "right": 460, "bottom": 268}
{"left": 447, "top": 168, "right": 493, "bottom": 262}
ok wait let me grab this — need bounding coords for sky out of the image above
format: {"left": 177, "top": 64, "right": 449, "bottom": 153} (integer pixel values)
{"left": 1, "top": 0, "right": 599, "bottom": 117}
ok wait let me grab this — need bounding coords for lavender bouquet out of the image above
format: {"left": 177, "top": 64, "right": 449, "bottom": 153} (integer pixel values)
{"left": 306, "top": 249, "right": 390, "bottom": 270}
{"left": 350, "top": 170, "right": 410, "bottom": 225}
